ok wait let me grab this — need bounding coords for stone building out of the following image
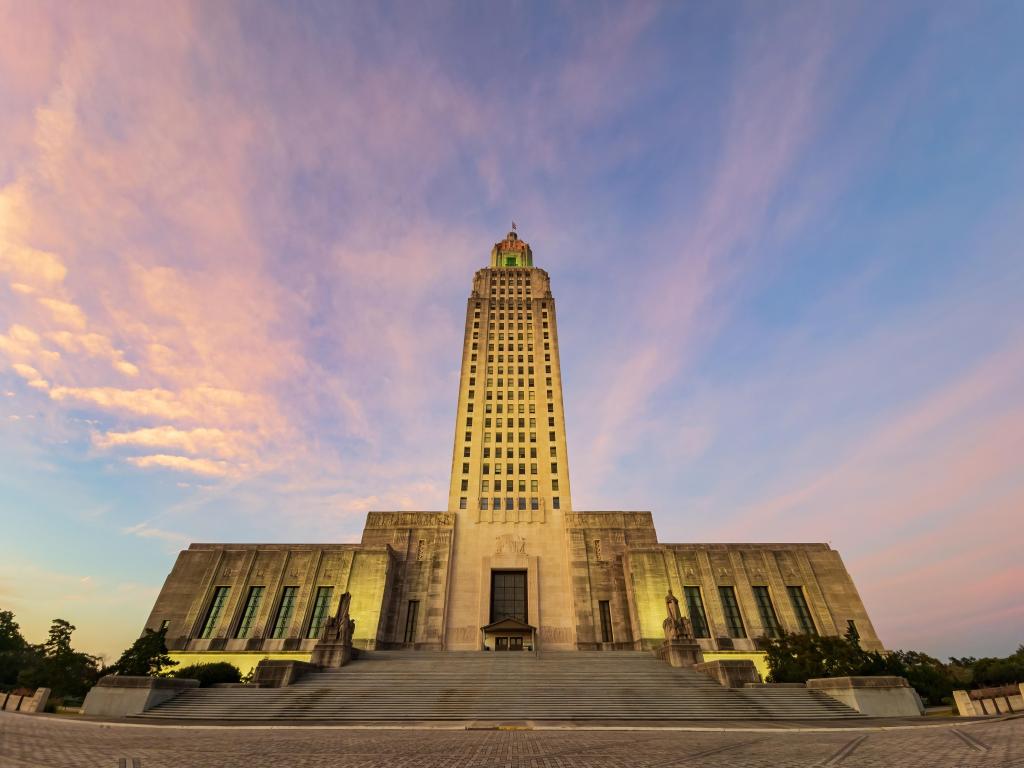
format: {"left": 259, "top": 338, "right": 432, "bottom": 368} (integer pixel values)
{"left": 145, "top": 230, "right": 883, "bottom": 666}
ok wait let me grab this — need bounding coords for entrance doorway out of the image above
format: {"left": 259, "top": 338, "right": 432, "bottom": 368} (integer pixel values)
{"left": 490, "top": 570, "right": 527, "bottom": 623}
{"left": 495, "top": 636, "right": 524, "bottom": 651}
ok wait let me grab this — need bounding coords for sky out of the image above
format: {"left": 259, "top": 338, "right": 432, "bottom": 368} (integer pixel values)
{"left": 0, "top": 0, "right": 1022, "bottom": 664}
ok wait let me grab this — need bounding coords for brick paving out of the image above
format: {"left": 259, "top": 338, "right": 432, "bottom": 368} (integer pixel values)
{"left": 1, "top": 712, "right": 1022, "bottom": 768}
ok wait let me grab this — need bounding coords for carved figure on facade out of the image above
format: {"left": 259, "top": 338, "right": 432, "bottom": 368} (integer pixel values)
{"left": 495, "top": 533, "right": 527, "bottom": 555}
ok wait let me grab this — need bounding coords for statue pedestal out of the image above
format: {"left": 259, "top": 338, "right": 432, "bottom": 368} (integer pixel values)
{"left": 657, "top": 638, "right": 704, "bottom": 668}
{"left": 311, "top": 641, "right": 352, "bottom": 669}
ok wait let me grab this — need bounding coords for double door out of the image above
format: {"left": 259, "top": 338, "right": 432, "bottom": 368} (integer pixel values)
{"left": 494, "top": 636, "right": 523, "bottom": 651}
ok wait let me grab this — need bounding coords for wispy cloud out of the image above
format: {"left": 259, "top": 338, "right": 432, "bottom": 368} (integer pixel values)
{"left": 0, "top": 1, "right": 1021, "bottom": 662}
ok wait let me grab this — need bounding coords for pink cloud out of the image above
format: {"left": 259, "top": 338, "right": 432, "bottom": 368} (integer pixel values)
{"left": 125, "top": 454, "right": 230, "bottom": 478}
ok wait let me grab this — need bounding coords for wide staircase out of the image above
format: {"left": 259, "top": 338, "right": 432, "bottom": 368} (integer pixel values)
{"left": 140, "top": 650, "right": 861, "bottom": 721}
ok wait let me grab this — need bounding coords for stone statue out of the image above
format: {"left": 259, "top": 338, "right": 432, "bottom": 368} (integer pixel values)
{"left": 657, "top": 589, "right": 703, "bottom": 668}
{"left": 311, "top": 592, "right": 355, "bottom": 668}
{"left": 663, "top": 590, "right": 694, "bottom": 641}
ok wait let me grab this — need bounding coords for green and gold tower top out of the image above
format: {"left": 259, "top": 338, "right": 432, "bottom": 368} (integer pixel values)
{"left": 490, "top": 228, "right": 533, "bottom": 267}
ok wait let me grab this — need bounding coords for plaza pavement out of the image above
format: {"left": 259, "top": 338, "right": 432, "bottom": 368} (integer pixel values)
{"left": 1, "top": 711, "right": 1021, "bottom": 767}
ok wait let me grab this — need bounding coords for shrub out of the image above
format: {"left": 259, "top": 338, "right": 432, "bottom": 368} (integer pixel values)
{"left": 172, "top": 662, "right": 241, "bottom": 687}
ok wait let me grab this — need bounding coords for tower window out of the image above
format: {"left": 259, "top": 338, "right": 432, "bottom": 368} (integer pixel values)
{"left": 552, "top": 497, "right": 560, "bottom": 509}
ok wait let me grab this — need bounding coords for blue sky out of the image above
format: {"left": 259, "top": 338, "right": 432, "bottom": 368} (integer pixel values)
{"left": 0, "top": 0, "right": 1022, "bottom": 662}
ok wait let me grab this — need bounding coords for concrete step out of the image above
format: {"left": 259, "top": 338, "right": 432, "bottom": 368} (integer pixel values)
{"left": 139, "top": 650, "right": 861, "bottom": 721}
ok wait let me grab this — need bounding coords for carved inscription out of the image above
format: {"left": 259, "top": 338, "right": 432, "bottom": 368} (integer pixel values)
{"left": 365, "top": 512, "right": 455, "bottom": 529}
{"left": 538, "top": 626, "right": 574, "bottom": 643}
{"left": 564, "top": 512, "right": 654, "bottom": 530}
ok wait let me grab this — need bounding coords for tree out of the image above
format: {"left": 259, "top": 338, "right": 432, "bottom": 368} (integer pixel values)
{"left": 18, "top": 619, "right": 100, "bottom": 698}
{"left": 108, "top": 627, "right": 177, "bottom": 677}
{"left": 888, "top": 650, "right": 954, "bottom": 706}
{"left": 0, "top": 610, "right": 34, "bottom": 688}
{"left": 172, "top": 661, "right": 241, "bottom": 687}
{"left": 763, "top": 629, "right": 901, "bottom": 684}
{"left": 971, "top": 645, "right": 1024, "bottom": 687}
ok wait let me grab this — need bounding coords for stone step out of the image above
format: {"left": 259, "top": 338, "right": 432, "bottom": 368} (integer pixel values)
{"left": 139, "top": 651, "right": 861, "bottom": 721}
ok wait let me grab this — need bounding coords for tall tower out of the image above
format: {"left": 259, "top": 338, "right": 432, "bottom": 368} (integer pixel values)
{"left": 443, "top": 229, "right": 577, "bottom": 650}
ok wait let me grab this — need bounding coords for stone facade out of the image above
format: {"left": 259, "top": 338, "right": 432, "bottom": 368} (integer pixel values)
{"left": 143, "top": 231, "right": 883, "bottom": 659}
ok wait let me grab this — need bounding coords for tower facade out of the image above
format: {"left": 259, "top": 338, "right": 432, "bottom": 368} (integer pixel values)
{"left": 443, "top": 230, "right": 578, "bottom": 649}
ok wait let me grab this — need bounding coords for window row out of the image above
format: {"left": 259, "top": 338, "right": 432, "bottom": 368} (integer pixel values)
{"left": 476, "top": 462, "right": 558, "bottom": 475}
{"left": 460, "top": 496, "right": 560, "bottom": 510}
{"left": 474, "top": 479, "right": 558, "bottom": 492}
{"left": 680, "top": 585, "right": 818, "bottom": 640}
{"left": 197, "top": 584, "right": 337, "bottom": 642}
{"left": 465, "top": 402, "right": 549, "bottom": 415}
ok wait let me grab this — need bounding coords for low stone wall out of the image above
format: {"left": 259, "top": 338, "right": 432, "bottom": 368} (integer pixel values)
{"left": 168, "top": 651, "right": 313, "bottom": 678}
{"left": 807, "top": 676, "right": 923, "bottom": 717}
{"left": 701, "top": 651, "right": 770, "bottom": 680}
{"left": 953, "top": 683, "right": 1024, "bottom": 716}
{"left": 694, "top": 659, "right": 761, "bottom": 688}
{"left": 1, "top": 688, "right": 50, "bottom": 713}
{"left": 82, "top": 676, "right": 199, "bottom": 718}
{"left": 252, "top": 660, "right": 317, "bottom": 688}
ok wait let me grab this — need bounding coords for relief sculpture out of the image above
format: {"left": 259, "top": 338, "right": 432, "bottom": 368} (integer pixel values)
{"left": 495, "top": 533, "right": 526, "bottom": 555}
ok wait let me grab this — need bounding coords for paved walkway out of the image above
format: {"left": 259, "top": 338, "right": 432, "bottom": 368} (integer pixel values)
{"left": 1, "top": 712, "right": 1021, "bottom": 767}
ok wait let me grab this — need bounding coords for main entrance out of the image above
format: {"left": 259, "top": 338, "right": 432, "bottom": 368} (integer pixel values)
{"left": 490, "top": 570, "right": 527, "bottom": 622}
{"left": 482, "top": 570, "right": 534, "bottom": 651}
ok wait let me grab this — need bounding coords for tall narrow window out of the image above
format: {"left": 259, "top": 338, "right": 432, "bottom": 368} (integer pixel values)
{"left": 271, "top": 586, "right": 299, "bottom": 639}
{"left": 846, "top": 619, "right": 859, "bottom": 643}
{"left": 198, "top": 586, "right": 230, "bottom": 639}
{"left": 718, "top": 586, "right": 747, "bottom": 638}
{"left": 752, "top": 586, "right": 782, "bottom": 638}
{"left": 598, "top": 600, "right": 613, "bottom": 643}
{"left": 683, "top": 586, "right": 710, "bottom": 638}
{"left": 787, "top": 586, "right": 818, "bottom": 635}
{"left": 404, "top": 600, "right": 419, "bottom": 643}
{"left": 235, "top": 586, "right": 264, "bottom": 639}
{"left": 306, "top": 586, "right": 334, "bottom": 639}
{"left": 490, "top": 571, "right": 527, "bottom": 622}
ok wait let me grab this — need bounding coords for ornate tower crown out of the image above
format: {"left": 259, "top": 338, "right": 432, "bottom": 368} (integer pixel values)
{"left": 490, "top": 228, "right": 533, "bottom": 268}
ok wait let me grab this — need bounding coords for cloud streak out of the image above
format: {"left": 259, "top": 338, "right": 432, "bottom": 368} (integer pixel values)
{"left": 0, "top": 1, "right": 1020, "bottom": 663}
